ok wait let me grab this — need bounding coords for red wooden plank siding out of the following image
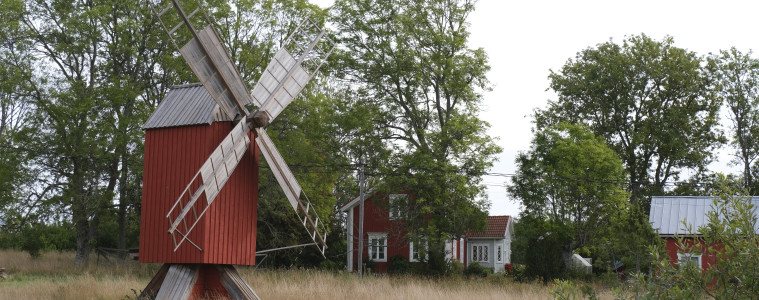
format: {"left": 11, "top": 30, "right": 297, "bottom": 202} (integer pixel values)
{"left": 663, "top": 237, "right": 721, "bottom": 270}
{"left": 140, "top": 122, "right": 258, "bottom": 265}
{"left": 348, "top": 194, "right": 411, "bottom": 273}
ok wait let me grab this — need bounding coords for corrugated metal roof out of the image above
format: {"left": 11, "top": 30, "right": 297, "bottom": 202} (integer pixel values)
{"left": 467, "top": 215, "right": 511, "bottom": 238}
{"left": 143, "top": 83, "right": 235, "bottom": 130}
{"left": 649, "top": 196, "right": 759, "bottom": 235}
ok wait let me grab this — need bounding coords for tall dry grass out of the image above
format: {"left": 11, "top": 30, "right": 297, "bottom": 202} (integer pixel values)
{"left": 243, "top": 269, "right": 555, "bottom": 300}
{"left": 0, "top": 249, "right": 620, "bottom": 299}
{"left": 0, "top": 250, "right": 158, "bottom": 299}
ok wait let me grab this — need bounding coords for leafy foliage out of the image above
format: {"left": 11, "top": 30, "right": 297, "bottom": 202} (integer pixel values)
{"left": 331, "top": 0, "right": 500, "bottom": 273}
{"left": 388, "top": 254, "right": 413, "bottom": 275}
{"left": 517, "top": 215, "right": 570, "bottom": 282}
{"left": 11, "top": 0, "right": 177, "bottom": 264}
{"left": 509, "top": 123, "right": 629, "bottom": 274}
{"left": 708, "top": 48, "right": 759, "bottom": 194}
{"left": 537, "top": 34, "right": 724, "bottom": 207}
{"left": 464, "top": 261, "right": 490, "bottom": 278}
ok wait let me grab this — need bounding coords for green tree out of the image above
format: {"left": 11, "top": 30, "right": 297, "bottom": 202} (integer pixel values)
{"left": 331, "top": 0, "right": 501, "bottom": 272}
{"left": 509, "top": 123, "right": 629, "bottom": 271}
{"left": 708, "top": 48, "right": 759, "bottom": 194}
{"left": 670, "top": 172, "right": 743, "bottom": 196}
{"left": 537, "top": 34, "right": 724, "bottom": 207}
{"left": 597, "top": 202, "right": 659, "bottom": 274}
{"left": 0, "top": 0, "right": 39, "bottom": 231}
{"left": 513, "top": 215, "right": 571, "bottom": 282}
{"left": 16, "top": 0, "right": 176, "bottom": 263}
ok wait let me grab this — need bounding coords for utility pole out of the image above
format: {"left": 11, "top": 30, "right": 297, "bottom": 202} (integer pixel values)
{"left": 357, "top": 156, "right": 366, "bottom": 277}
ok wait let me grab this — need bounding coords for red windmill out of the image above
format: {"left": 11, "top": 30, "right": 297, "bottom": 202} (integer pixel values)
{"left": 139, "top": 0, "right": 333, "bottom": 298}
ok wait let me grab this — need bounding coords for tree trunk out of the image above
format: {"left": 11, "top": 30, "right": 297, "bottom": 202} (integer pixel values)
{"left": 117, "top": 152, "right": 129, "bottom": 251}
{"left": 72, "top": 160, "right": 91, "bottom": 265}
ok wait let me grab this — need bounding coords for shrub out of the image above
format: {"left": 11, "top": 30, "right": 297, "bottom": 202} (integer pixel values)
{"left": 363, "top": 258, "right": 375, "bottom": 274}
{"left": 550, "top": 279, "right": 580, "bottom": 300}
{"left": 449, "top": 258, "right": 464, "bottom": 277}
{"left": 550, "top": 279, "right": 598, "bottom": 300}
{"left": 318, "top": 259, "right": 341, "bottom": 272}
{"left": 464, "top": 262, "right": 489, "bottom": 278}
{"left": 21, "top": 226, "right": 43, "bottom": 259}
{"left": 511, "top": 264, "right": 528, "bottom": 282}
{"left": 388, "top": 254, "right": 412, "bottom": 275}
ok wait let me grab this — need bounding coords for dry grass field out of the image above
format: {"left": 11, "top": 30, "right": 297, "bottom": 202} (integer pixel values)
{"left": 0, "top": 250, "right": 623, "bottom": 299}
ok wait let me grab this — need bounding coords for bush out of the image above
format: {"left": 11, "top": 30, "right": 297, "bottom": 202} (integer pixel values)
{"left": 318, "top": 259, "right": 341, "bottom": 272}
{"left": 550, "top": 279, "right": 599, "bottom": 300}
{"left": 449, "top": 258, "right": 464, "bottom": 277}
{"left": 511, "top": 264, "right": 528, "bottom": 282}
{"left": 21, "top": 226, "right": 44, "bottom": 259}
{"left": 388, "top": 254, "right": 412, "bottom": 275}
{"left": 464, "top": 262, "right": 489, "bottom": 278}
{"left": 363, "top": 258, "right": 376, "bottom": 274}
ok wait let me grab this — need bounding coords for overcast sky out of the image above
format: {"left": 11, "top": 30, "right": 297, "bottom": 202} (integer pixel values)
{"left": 313, "top": 0, "right": 759, "bottom": 217}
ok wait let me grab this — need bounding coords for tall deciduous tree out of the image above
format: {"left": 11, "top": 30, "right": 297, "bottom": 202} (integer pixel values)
{"left": 708, "top": 48, "right": 759, "bottom": 194}
{"left": 17, "top": 0, "right": 176, "bottom": 263}
{"left": 536, "top": 34, "right": 723, "bottom": 208}
{"left": 331, "top": 0, "right": 501, "bottom": 270}
{"left": 509, "top": 123, "right": 628, "bottom": 268}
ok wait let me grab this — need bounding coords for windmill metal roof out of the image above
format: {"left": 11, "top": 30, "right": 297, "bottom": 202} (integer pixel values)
{"left": 143, "top": 83, "right": 235, "bottom": 129}
{"left": 649, "top": 196, "right": 759, "bottom": 236}
{"left": 467, "top": 215, "right": 511, "bottom": 238}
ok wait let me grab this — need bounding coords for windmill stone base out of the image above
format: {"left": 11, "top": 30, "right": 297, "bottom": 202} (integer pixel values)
{"left": 139, "top": 264, "right": 259, "bottom": 300}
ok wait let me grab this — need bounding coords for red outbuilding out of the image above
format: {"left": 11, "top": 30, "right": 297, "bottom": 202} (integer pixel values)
{"left": 649, "top": 196, "right": 756, "bottom": 270}
{"left": 139, "top": 83, "right": 259, "bottom": 266}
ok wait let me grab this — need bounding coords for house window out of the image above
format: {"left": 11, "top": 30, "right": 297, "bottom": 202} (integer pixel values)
{"left": 496, "top": 244, "right": 503, "bottom": 263}
{"left": 409, "top": 240, "right": 426, "bottom": 262}
{"left": 677, "top": 252, "right": 701, "bottom": 269}
{"left": 471, "top": 244, "right": 489, "bottom": 262}
{"left": 388, "top": 194, "right": 408, "bottom": 220}
{"left": 368, "top": 233, "right": 388, "bottom": 262}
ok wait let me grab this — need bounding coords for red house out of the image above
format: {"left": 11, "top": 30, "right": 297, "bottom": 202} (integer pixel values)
{"left": 340, "top": 191, "right": 513, "bottom": 273}
{"left": 648, "top": 196, "right": 750, "bottom": 270}
{"left": 139, "top": 83, "right": 259, "bottom": 266}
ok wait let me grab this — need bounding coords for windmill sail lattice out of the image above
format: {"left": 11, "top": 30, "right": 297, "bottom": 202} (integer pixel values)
{"left": 148, "top": 0, "right": 334, "bottom": 256}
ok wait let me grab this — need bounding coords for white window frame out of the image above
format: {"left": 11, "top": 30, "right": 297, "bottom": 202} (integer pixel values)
{"left": 677, "top": 252, "right": 701, "bottom": 269}
{"left": 388, "top": 194, "right": 408, "bottom": 220}
{"left": 496, "top": 243, "right": 503, "bottom": 263}
{"left": 409, "top": 240, "right": 427, "bottom": 262}
{"left": 368, "top": 233, "right": 388, "bottom": 262}
{"left": 471, "top": 244, "right": 489, "bottom": 263}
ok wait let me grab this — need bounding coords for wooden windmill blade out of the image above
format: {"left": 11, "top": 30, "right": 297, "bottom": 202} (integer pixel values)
{"left": 148, "top": 0, "right": 251, "bottom": 119}
{"left": 255, "top": 128, "right": 328, "bottom": 254}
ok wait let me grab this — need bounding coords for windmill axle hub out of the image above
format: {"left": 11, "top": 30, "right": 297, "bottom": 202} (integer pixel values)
{"left": 248, "top": 111, "right": 270, "bottom": 128}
